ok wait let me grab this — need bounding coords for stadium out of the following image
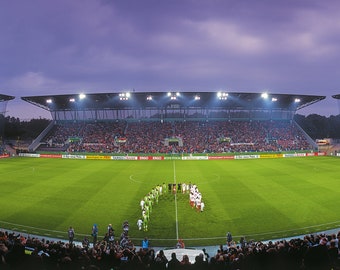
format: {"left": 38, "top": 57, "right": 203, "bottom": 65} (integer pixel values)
{"left": 1, "top": 91, "right": 340, "bottom": 269}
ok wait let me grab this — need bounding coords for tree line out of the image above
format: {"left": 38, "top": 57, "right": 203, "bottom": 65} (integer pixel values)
{"left": 0, "top": 114, "right": 340, "bottom": 142}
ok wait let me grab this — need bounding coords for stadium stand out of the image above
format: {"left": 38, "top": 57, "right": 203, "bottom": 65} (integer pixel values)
{"left": 0, "top": 227, "right": 339, "bottom": 269}
{"left": 20, "top": 91, "right": 324, "bottom": 153}
{"left": 36, "top": 119, "right": 313, "bottom": 154}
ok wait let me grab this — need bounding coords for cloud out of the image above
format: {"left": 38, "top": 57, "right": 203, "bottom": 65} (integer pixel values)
{"left": 1, "top": 0, "right": 340, "bottom": 117}
{"left": 5, "top": 72, "right": 58, "bottom": 94}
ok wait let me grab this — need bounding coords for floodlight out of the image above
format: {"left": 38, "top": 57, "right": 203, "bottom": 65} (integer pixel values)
{"left": 119, "top": 92, "right": 130, "bottom": 101}
{"left": 194, "top": 95, "right": 200, "bottom": 100}
{"left": 167, "top": 91, "right": 180, "bottom": 100}
{"left": 146, "top": 95, "right": 153, "bottom": 101}
{"left": 261, "top": 92, "right": 268, "bottom": 99}
{"left": 271, "top": 97, "right": 277, "bottom": 102}
{"left": 79, "top": 93, "right": 86, "bottom": 99}
{"left": 69, "top": 98, "right": 75, "bottom": 102}
{"left": 46, "top": 99, "right": 52, "bottom": 104}
{"left": 294, "top": 98, "right": 301, "bottom": 103}
{"left": 217, "top": 92, "right": 228, "bottom": 100}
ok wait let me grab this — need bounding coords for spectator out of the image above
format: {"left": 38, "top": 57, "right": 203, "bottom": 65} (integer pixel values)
{"left": 67, "top": 226, "right": 75, "bottom": 245}
{"left": 142, "top": 237, "right": 149, "bottom": 251}
{"left": 168, "top": 252, "right": 181, "bottom": 270}
{"left": 153, "top": 249, "right": 168, "bottom": 270}
{"left": 91, "top": 224, "right": 98, "bottom": 246}
{"left": 304, "top": 237, "right": 332, "bottom": 270}
{"left": 180, "top": 254, "right": 192, "bottom": 269}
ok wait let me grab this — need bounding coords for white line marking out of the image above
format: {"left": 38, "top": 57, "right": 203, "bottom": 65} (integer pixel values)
{"left": 129, "top": 174, "right": 142, "bottom": 183}
{"left": 173, "top": 160, "right": 179, "bottom": 240}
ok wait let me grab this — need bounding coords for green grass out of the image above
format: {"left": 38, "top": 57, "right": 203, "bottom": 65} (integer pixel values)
{"left": 0, "top": 156, "right": 339, "bottom": 247}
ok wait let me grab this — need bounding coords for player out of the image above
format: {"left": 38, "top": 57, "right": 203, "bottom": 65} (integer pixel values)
{"left": 182, "top": 183, "right": 186, "bottom": 194}
{"left": 143, "top": 213, "right": 149, "bottom": 231}
{"left": 137, "top": 218, "right": 143, "bottom": 231}
{"left": 200, "top": 201, "right": 205, "bottom": 212}
{"left": 140, "top": 198, "right": 145, "bottom": 210}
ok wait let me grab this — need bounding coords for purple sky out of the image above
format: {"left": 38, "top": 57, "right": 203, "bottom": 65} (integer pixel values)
{"left": 1, "top": 0, "right": 340, "bottom": 119}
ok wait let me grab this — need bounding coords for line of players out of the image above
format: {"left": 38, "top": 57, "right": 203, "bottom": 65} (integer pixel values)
{"left": 168, "top": 182, "right": 206, "bottom": 212}
{"left": 137, "top": 182, "right": 205, "bottom": 232}
{"left": 138, "top": 183, "right": 167, "bottom": 232}
{"left": 189, "top": 184, "right": 205, "bottom": 212}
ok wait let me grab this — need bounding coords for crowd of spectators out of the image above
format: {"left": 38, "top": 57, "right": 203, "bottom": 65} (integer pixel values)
{"left": 1, "top": 228, "right": 339, "bottom": 269}
{"left": 40, "top": 120, "right": 312, "bottom": 154}
{"left": 0, "top": 143, "right": 7, "bottom": 155}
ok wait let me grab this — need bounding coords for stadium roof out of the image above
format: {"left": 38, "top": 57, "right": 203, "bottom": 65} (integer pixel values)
{"left": 332, "top": 94, "right": 340, "bottom": 99}
{"left": 21, "top": 91, "right": 325, "bottom": 112}
{"left": 0, "top": 94, "right": 15, "bottom": 102}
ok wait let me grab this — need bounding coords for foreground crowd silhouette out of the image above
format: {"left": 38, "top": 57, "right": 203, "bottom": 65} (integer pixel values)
{"left": 1, "top": 228, "right": 339, "bottom": 270}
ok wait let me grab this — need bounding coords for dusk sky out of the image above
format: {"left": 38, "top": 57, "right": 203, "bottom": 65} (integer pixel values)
{"left": 1, "top": 0, "right": 340, "bottom": 120}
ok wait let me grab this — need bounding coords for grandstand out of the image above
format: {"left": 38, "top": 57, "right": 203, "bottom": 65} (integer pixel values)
{"left": 21, "top": 91, "right": 325, "bottom": 153}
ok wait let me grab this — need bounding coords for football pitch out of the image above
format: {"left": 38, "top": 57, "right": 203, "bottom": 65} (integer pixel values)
{"left": 0, "top": 156, "right": 339, "bottom": 247}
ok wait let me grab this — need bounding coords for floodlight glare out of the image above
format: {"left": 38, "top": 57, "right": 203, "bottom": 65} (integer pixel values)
{"left": 79, "top": 93, "right": 86, "bottom": 99}
{"left": 294, "top": 98, "right": 301, "bottom": 103}
{"left": 261, "top": 92, "right": 268, "bottom": 99}
{"left": 146, "top": 95, "right": 153, "bottom": 101}
{"left": 194, "top": 95, "right": 200, "bottom": 100}
{"left": 119, "top": 92, "right": 130, "bottom": 101}
{"left": 46, "top": 99, "right": 52, "bottom": 104}
{"left": 69, "top": 98, "right": 75, "bottom": 102}
{"left": 217, "top": 92, "right": 228, "bottom": 100}
{"left": 272, "top": 97, "right": 277, "bottom": 102}
{"left": 167, "top": 91, "right": 180, "bottom": 100}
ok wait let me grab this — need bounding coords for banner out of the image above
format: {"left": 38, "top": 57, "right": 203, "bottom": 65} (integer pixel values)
{"left": 219, "top": 137, "right": 231, "bottom": 143}
{"left": 208, "top": 156, "right": 235, "bottom": 160}
{"left": 62, "top": 154, "right": 86, "bottom": 159}
{"left": 86, "top": 155, "right": 111, "bottom": 160}
{"left": 259, "top": 154, "right": 283, "bottom": 159}
{"left": 68, "top": 136, "right": 82, "bottom": 142}
{"left": 115, "top": 137, "right": 127, "bottom": 143}
{"left": 182, "top": 156, "right": 208, "bottom": 160}
{"left": 138, "top": 156, "right": 164, "bottom": 160}
{"left": 234, "top": 155, "right": 260, "bottom": 160}
{"left": 40, "top": 154, "right": 62, "bottom": 159}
